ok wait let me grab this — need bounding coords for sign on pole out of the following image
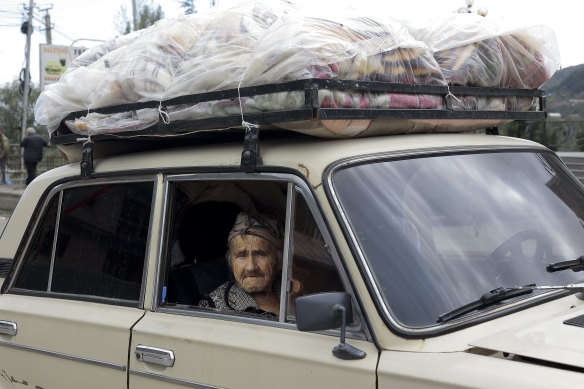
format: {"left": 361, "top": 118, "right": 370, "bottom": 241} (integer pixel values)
{"left": 39, "top": 44, "right": 87, "bottom": 89}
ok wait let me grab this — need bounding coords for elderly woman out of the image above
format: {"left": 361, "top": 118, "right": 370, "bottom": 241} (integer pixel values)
{"left": 199, "top": 211, "right": 284, "bottom": 318}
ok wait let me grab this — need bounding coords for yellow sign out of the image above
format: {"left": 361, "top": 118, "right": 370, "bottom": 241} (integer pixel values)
{"left": 39, "top": 44, "right": 87, "bottom": 89}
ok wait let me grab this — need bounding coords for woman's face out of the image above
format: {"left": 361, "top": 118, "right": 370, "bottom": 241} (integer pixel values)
{"left": 230, "top": 234, "right": 279, "bottom": 293}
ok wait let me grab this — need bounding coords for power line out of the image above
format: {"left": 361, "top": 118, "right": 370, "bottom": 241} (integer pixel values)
{"left": 50, "top": 27, "right": 74, "bottom": 42}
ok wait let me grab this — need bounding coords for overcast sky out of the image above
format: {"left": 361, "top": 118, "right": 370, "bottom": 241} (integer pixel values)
{"left": 1, "top": 0, "right": 583, "bottom": 87}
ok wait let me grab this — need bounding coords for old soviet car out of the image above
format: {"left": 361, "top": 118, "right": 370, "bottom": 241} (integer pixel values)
{"left": 2, "top": 78, "right": 584, "bottom": 388}
{"left": 2, "top": 123, "right": 584, "bottom": 388}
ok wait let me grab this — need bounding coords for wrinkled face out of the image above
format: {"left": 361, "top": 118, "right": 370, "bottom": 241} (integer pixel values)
{"left": 230, "top": 234, "right": 279, "bottom": 293}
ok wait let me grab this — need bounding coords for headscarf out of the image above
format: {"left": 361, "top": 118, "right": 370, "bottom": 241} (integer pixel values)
{"left": 227, "top": 212, "right": 284, "bottom": 250}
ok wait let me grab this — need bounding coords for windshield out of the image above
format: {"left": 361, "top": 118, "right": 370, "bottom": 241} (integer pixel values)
{"left": 332, "top": 150, "right": 584, "bottom": 328}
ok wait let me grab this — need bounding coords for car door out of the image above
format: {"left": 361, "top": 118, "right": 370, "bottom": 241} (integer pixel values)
{"left": 0, "top": 179, "right": 155, "bottom": 389}
{"left": 128, "top": 173, "right": 378, "bottom": 389}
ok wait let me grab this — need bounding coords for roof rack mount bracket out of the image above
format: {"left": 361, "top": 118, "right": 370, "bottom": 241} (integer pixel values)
{"left": 80, "top": 140, "right": 94, "bottom": 178}
{"left": 240, "top": 126, "right": 262, "bottom": 173}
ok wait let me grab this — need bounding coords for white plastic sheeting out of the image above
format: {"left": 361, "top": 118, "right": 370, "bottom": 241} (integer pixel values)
{"left": 35, "top": 1, "right": 559, "bottom": 137}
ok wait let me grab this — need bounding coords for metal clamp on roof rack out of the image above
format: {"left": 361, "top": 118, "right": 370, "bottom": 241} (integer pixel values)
{"left": 240, "top": 126, "right": 262, "bottom": 172}
{"left": 486, "top": 127, "right": 499, "bottom": 135}
{"left": 80, "top": 138, "right": 94, "bottom": 178}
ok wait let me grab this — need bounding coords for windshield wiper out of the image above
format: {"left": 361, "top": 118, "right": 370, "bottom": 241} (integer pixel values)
{"left": 437, "top": 284, "right": 535, "bottom": 323}
{"left": 437, "top": 283, "right": 584, "bottom": 323}
{"left": 546, "top": 256, "right": 584, "bottom": 273}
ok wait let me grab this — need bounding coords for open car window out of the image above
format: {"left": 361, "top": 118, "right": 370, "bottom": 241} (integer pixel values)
{"left": 160, "top": 176, "right": 352, "bottom": 325}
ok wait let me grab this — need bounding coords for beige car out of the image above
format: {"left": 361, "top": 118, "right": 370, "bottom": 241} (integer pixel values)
{"left": 2, "top": 129, "right": 584, "bottom": 388}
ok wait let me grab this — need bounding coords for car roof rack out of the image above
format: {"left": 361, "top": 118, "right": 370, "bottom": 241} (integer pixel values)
{"left": 49, "top": 78, "right": 547, "bottom": 177}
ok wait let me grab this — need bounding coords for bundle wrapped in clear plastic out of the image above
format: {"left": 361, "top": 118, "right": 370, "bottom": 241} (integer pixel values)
{"left": 35, "top": 1, "right": 560, "bottom": 138}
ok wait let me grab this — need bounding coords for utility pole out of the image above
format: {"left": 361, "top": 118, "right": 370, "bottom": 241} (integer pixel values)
{"left": 132, "top": 0, "right": 138, "bottom": 31}
{"left": 21, "top": 0, "right": 34, "bottom": 141}
{"left": 44, "top": 10, "right": 52, "bottom": 44}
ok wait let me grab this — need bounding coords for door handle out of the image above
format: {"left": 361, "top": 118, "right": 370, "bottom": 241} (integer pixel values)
{"left": 0, "top": 320, "right": 17, "bottom": 336}
{"left": 135, "top": 345, "right": 175, "bottom": 367}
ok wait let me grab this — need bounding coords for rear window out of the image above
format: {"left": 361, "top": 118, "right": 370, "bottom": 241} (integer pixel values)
{"left": 13, "top": 181, "right": 154, "bottom": 303}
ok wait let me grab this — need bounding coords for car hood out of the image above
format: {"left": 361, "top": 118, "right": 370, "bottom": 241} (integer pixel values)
{"left": 470, "top": 307, "right": 584, "bottom": 369}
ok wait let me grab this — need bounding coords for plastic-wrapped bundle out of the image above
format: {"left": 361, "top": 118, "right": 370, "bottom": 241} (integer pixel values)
{"left": 35, "top": 1, "right": 560, "bottom": 138}
{"left": 416, "top": 15, "right": 559, "bottom": 94}
{"left": 242, "top": 13, "right": 444, "bottom": 85}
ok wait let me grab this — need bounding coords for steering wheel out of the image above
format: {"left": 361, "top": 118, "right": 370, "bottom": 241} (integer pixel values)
{"left": 486, "top": 229, "right": 546, "bottom": 280}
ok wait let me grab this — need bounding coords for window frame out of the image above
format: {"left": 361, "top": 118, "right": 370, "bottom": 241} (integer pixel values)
{"left": 153, "top": 172, "right": 369, "bottom": 340}
{"left": 6, "top": 175, "right": 158, "bottom": 308}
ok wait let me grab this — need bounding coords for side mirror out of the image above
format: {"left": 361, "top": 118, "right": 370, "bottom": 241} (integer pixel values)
{"left": 296, "top": 292, "right": 366, "bottom": 360}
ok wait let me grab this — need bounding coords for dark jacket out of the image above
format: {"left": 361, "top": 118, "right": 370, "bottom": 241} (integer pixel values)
{"left": 21, "top": 134, "right": 47, "bottom": 163}
{"left": 0, "top": 134, "right": 8, "bottom": 160}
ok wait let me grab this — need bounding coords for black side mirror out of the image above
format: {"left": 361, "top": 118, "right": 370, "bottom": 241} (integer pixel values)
{"left": 296, "top": 292, "right": 366, "bottom": 360}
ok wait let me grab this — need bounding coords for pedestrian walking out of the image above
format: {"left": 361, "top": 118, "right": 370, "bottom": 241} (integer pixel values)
{"left": 21, "top": 127, "right": 47, "bottom": 185}
{"left": 0, "top": 128, "right": 8, "bottom": 184}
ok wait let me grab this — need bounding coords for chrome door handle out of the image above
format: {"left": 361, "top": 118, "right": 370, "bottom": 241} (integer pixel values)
{"left": 135, "top": 345, "right": 175, "bottom": 367}
{"left": 0, "top": 320, "right": 17, "bottom": 336}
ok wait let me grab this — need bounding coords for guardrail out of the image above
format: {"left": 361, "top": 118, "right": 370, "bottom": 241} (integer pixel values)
{"left": 558, "top": 152, "right": 584, "bottom": 185}
{"left": 4, "top": 144, "right": 68, "bottom": 188}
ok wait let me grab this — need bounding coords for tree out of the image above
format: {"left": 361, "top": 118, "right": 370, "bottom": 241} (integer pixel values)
{"left": 499, "top": 120, "right": 561, "bottom": 151}
{"left": 178, "top": 0, "right": 197, "bottom": 15}
{"left": 115, "top": 1, "right": 165, "bottom": 35}
{"left": 0, "top": 80, "right": 41, "bottom": 144}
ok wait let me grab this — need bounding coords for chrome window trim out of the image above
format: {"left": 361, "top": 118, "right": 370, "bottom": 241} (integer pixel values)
{"left": 278, "top": 182, "right": 295, "bottom": 322}
{"left": 0, "top": 340, "right": 126, "bottom": 371}
{"left": 129, "top": 369, "right": 224, "bottom": 389}
{"left": 325, "top": 145, "right": 561, "bottom": 335}
{"left": 153, "top": 172, "right": 371, "bottom": 341}
{"left": 8, "top": 175, "right": 157, "bottom": 309}
{"left": 46, "top": 191, "right": 62, "bottom": 292}
{"left": 139, "top": 175, "right": 161, "bottom": 310}
{"left": 152, "top": 174, "right": 172, "bottom": 310}
{"left": 7, "top": 287, "right": 143, "bottom": 307}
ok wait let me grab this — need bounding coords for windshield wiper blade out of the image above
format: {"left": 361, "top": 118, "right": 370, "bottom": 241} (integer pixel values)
{"left": 437, "top": 284, "right": 536, "bottom": 323}
{"left": 438, "top": 283, "right": 584, "bottom": 324}
{"left": 547, "top": 256, "right": 584, "bottom": 273}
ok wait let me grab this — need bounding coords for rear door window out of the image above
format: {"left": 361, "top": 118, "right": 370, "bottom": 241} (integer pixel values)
{"left": 12, "top": 180, "right": 154, "bottom": 304}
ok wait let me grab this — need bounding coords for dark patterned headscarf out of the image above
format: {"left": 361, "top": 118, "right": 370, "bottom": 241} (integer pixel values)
{"left": 227, "top": 212, "right": 284, "bottom": 250}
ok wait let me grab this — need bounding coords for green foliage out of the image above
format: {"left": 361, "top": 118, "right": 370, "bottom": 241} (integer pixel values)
{"left": 115, "top": 1, "right": 165, "bottom": 35}
{"left": 498, "top": 119, "right": 584, "bottom": 152}
{"left": 500, "top": 65, "right": 584, "bottom": 152}
{"left": 545, "top": 64, "right": 584, "bottom": 120}
{"left": 177, "top": 0, "right": 197, "bottom": 15}
{"left": 498, "top": 120, "right": 556, "bottom": 150}
{"left": 0, "top": 80, "right": 41, "bottom": 144}
{"left": 555, "top": 68, "right": 584, "bottom": 100}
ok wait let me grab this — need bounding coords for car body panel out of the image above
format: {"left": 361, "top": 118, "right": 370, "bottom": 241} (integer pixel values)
{"left": 378, "top": 349, "right": 583, "bottom": 388}
{"left": 0, "top": 294, "right": 144, "bottom": 388}
{"left": 129, "top": 311, "right": 378, "bottom": 389}
{"left": 470, "top": 304, "right": 584, "bottom": 369}
{"left": 1, "top": 132, "right": 582, "bottom": 387}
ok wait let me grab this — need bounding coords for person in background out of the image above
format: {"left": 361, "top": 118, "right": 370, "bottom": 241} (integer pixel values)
{"left": 20, "top": 127, "right": 48, "bottom": 185}
{"left": 0, "top": 129, "right": 8, "bottom": 184}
